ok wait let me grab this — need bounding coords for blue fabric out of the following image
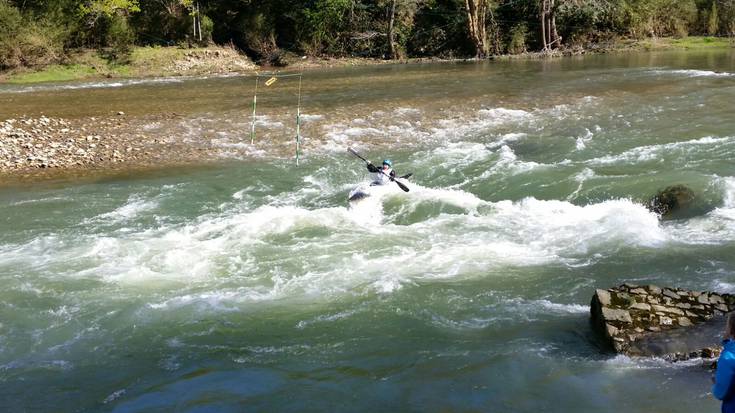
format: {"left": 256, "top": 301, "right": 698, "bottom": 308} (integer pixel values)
{"left": 714, "top": 340, "right": 735, "bottom": 413}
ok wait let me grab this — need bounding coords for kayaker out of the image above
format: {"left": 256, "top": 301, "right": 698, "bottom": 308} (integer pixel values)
{"left": 367, "top": 159, "right": 396, "bottom": 185}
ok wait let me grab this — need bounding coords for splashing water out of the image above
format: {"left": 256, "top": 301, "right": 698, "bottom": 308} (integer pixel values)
{"left": 2, "top": 50, "right": 735, "bottom": 412}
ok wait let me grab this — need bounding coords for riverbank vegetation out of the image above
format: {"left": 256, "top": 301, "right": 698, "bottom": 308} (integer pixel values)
{"left": 1, "top": 0, "right": 734, "bottom": 78}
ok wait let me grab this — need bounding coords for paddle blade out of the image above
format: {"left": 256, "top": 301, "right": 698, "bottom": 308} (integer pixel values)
{"left": 347, "top": 147, "right": 369, "bottom": 164}
{"left": 395, "top": 179, "right": 409, "bottom": 192}
{"left": 399, "top": 173, "right": 413, "bottom": 180}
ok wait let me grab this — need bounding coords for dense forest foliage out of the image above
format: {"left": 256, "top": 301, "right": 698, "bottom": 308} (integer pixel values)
{"left": 1, "top": 0, "right": 734, "bottom": 70}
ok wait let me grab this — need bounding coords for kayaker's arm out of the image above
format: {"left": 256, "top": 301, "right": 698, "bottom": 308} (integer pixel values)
{"left": 389, "top": 170, "right": 396, "bottom": 181}
{"left": 367, "top": 163, "right": 380, "bottom": 173}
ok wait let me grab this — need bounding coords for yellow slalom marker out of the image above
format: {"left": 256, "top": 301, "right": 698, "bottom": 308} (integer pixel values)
{"left": 265, "top": 77, "right": 277, "bottom": 86}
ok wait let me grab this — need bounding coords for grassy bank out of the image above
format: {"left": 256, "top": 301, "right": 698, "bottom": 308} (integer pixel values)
{"left": 1, "top": 36, "right": 732, "bottom": 85}
{"left": 1, "top": 45, "right": 256, "bottom": 84}
{"left": 635, "top": 36, "right": 734, "bottom": 50}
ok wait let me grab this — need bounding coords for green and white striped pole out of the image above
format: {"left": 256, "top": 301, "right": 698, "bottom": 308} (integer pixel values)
{"left": 295, "top": 75, "right": 302, "bottom": 165}
{"left": 250, "top": 76, "right": 259, "bottom": 144}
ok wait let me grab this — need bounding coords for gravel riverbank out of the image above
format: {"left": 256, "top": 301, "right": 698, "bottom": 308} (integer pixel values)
{"left": 0, "top": 114, "right": 219, "bottom": 181}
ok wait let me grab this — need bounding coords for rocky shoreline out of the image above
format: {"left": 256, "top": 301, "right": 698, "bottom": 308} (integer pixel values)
{"left": 0, "top": 115, "right": 219, "bottom": 181}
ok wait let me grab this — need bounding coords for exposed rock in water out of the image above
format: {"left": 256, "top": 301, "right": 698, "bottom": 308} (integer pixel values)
{"left": 590, "top": 284, "right": 735, "bottom": 361}
{"left": 647, "top": 184, "right": 695, "bottom": 218}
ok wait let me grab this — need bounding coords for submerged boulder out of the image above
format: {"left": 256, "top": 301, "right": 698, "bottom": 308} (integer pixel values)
{"left": 647, "top": 185, "right": 695, "bottom": 218}
{"left": 590, "top": 284, "right": 735, "bottom": 360}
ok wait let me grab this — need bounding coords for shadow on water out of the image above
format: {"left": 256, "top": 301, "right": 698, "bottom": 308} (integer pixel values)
{"left": 628, "top": 315, "right": 725, "bottom": 357}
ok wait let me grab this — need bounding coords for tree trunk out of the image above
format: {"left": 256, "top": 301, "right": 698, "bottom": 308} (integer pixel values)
{"left": 540, "top": 0, "right": 560, "bottom": 51}
{"left": 540, "top": 0, "right": 547, "bottom": 51}
{"left": 465, "top": 0, "right": 489, "bottom": 58}
{"left": 198, "top": 2, "right": 203, "bottom": 41}
{"left": 549, "top": 0, "right": 560, "bottom": 47}
{"left": 488, "top": 6, "right": 501, "bottom": 55}
{"left": 192, "top": 6, "right": 197, "bottom": 41}
{"left": 388, "top": 0, "right": 398, "bottom": 59}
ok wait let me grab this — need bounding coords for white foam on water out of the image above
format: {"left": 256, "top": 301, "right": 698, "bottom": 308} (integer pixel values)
{"left": 103, "top": 389, "right": 127, "bottom": 404}
{"left": 649, "top": 69, "right": 734, "bottom": 78}
{"left": 346, "top": 196, "right": 385, "bottom": 225}
{"left": 723, "top": 177, "right": 735, "bottom": 208}
{"left": 18, "top": 195, "right": 662, "bottom": 291}
{"left": 428, "top": 314, "right": 501, "bottom": 330}
{"left": 588, "top": 136, "right": 733, "bottom": 166}
{"left": 667, "top": 176, "right": 735, "bottom": 244}
{"left": 298, "top": 114, "right": 323, "bottom": 122}
{"left": 2, "top": 174, "right": 719, "bottom": 309}
{"left": 426, "top": 141, "right": 494, "bottom": 169}
{"left": 478, "top": 107, "right": 533, "bottom": 121}
{"left": 211, "top": 140, "right": 269, "bottom": 158}
{"left": 427, "top": 107, "right": 535, "bottom": 144}
{"left": 575, "top": 128, "right": 594, "bottom": 150}
{"left": 487, "top": 132, "right": 528, "bottom": 149}
{"left": 147, "top": 290, "right": 252, "bottom": 312}
{"left": 251, "top": 114, "right": 285, "bottom": 130}
{"left": 474, "top": 145, "right": 545, "bottom": 180}
{"left": 489, "top": 197, "right": 667, "bottom": 256}
{"left": 319, "top": 123, "right": 391, "bottom": 153}
{"left": 0, "top": 234, "right": 62, "bottom": 269}
{"left": 346, "top": 180, "right": 415, "bottom": 224}
{"left": 427, "top": 298, "right": 589, "bottom": 331}
{"left": 711, "top": 280, "right": 735, "bottom": 294}
{"left": 531, "top": 299, "right": 590, "bottom": 314}
{"left": 232, "top": 183, "right": 274, "bottom": 201}
{"left": 336, "top": 196, "right": 666, "bottom": 288}
{"left": 574, "top": 168, "right": 596, "bottom": 182}
{"left": 269, "top": 98, "right": 600, "bottom": 161}
{"left": 296, "top": 308, "right": 362, "bottom": 329}
{"left": 394, "top": 107, "right": 422, "bottom": 116}
{"left": 70, "top": 202, "right": 392, "bottom": 290}
{"left": 0, "top": 76, "right": 186, "bottom": 94}
{"left": 568, "top": 168, "right": 596, "bottom": 201}
{"left": 86, "top": 195, "right": 158, "bottom": 225}
{"left": 602, "top": 354, "right": 705, "bottom": 371}
{"left": 302, "top": 169, "right": 344, "bottom": 195}
{"left": 403, "top": 183, "right": 488, "bottom": 212}
{"left": 9, "top": 196, "right": 71, "bottom": 206}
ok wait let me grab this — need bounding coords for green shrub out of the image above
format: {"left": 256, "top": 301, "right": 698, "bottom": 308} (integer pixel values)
{"left": 707, "top": 1, "right": 719, "bottom": 35}
{"left": 299, "top": 0, "right": 351, "bottom": 55}
{"left": 199, "top": 15, "right": 214, "bottom": 44}
{"left": 508, "top": 23, "right": 528, "bottom": 54}
{"left": 625, "top": 0, "right": 697, "bottom": 38}
{"left": 0, "top": 1, "right": 66, "bottom": 70}
{"left": 106, "top": 14, "right": 136, "bottom": 61}
{"left": 0, "top": 1, "right": 24, "bottom": 69}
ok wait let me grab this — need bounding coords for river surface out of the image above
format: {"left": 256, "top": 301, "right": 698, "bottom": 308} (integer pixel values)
{"left": 1, "top": 50, "right": 735, "bottom": 412}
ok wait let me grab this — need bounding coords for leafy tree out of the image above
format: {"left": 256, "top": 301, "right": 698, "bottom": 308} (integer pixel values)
{"left": 2, "top": 0, "right": 734, "bottom": 71}
{"left": 464, "top": 0, "right": 490, "bottom": 57}
{"left": 708, "top": 1, "right": 719, "bottom": 34}
{"left": 408, "top": 0, "right": 472, "bottom": 57}
{"left": 556, "top": 0, "right": 628, "bottom": 46}
{"left": 79, "top": 0, "right": 141, "bottom": 19}
{"left": 1, "top": 0, "right": 68, "bottom": 68}
{"left": 132, "top": 0, "right": 202, "bottom": 45}
{"left": 299, "top": 0, "right": 352, "bottom": 55}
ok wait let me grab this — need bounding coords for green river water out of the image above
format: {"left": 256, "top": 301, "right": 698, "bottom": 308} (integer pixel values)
{"left": 1, "top": 50, "right": 735, "bottom": 412}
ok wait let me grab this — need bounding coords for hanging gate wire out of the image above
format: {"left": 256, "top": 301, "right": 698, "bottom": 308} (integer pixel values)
{"left": 249, "top": 72, "right": 304, "bottom": 165}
